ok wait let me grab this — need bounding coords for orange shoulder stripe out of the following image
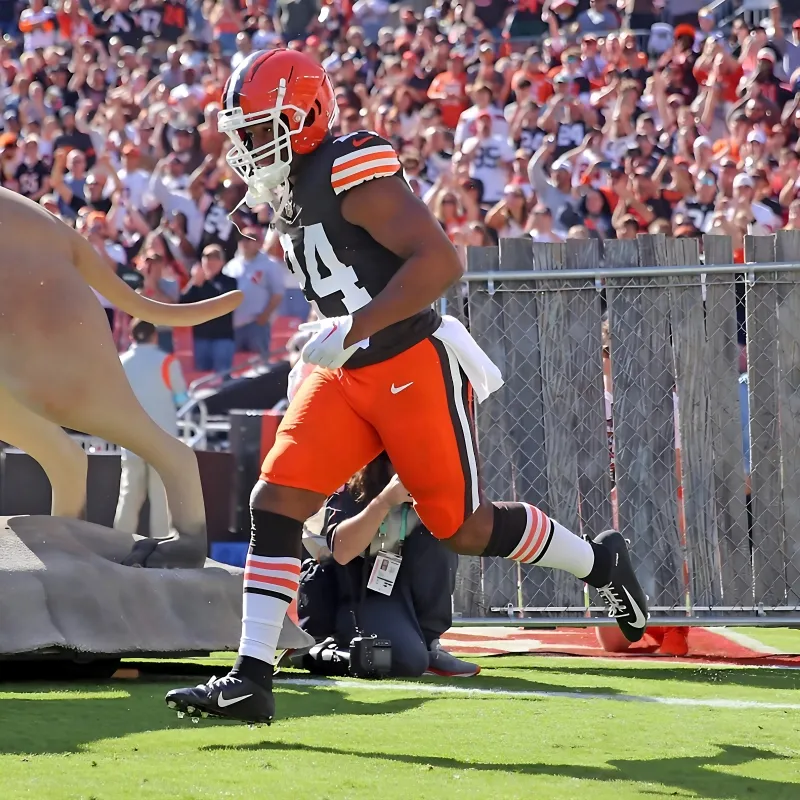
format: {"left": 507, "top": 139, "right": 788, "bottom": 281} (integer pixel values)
{"left": 331, "top": 148, "right": 399, "bottom": 176}
{"left": 331, "top": 163, "right": 400, "bottom": 193}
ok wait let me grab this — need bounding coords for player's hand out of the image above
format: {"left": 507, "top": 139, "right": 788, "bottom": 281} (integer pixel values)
{"left": 378, "top": 474, "right": 413, "bottom": 508}
{"left": 298, "top": 315, "right": 368, "bottom": 370}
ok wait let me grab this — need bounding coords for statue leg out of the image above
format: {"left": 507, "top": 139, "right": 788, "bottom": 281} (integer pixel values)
{"left": 0, "top": 384, "right": 88, "bottom": 518}
{"left": 0, "top": 284, "right": 206, "bottom": 568}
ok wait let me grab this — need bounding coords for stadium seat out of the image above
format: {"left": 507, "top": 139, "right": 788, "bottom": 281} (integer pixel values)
{"left": 270, "top": 315, "right": 303, "bottom": 362}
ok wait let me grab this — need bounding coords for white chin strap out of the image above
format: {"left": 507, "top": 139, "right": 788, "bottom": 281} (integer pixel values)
{"left": 228, "top": 178, "right": 291, "bottom": 241}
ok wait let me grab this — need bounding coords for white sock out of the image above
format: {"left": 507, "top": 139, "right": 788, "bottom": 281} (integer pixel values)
{"left": 238, "top": 554, "right": 301, "bottom": 665}
{"left": 509, "top": 504, "right": 594, "bottom": 579}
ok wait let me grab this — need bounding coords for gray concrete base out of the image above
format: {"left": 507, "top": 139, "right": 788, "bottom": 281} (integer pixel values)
{"left": 0, "top": 515, "right": 313, "bottom": 658}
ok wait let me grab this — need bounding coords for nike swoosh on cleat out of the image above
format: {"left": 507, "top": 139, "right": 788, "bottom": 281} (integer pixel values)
{"left": 623, "top": 587, "right": 647, "bottom": 628}
{"left": 391, "top": 382, "right": 413, "bottom": 394}
{"left": 218, "top": 693, "right": 253, "bottom": 708}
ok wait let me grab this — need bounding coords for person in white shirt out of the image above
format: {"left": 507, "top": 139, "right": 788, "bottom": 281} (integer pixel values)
{"left": 455, "top": 83, "right": 509, "bottom": 149}
{"left": 527, "top": 204, "right": 564, "bottom": 243}
{"left": 730, "top": 173, "right": 781, "bottom": 235}
{"left": 231, "top": 31, "right": 254, "bottom": 70}
{"left": 460, "top": 112, "right": 514, "bottom": 205}
{"left": 144, "top": 158, "right": 204, "bottom": 248}
{"left": 113, "top": 144, "right": 151, "bottom": 211}
{"left": 401, "top": 149, "right": 432, "bottom": 199}
{"left": 169, "top": 63, "right": 206, "bottom": 106}
{"left": 114, "top": 320, "right": 188, "bottom": 538}
{"left": 19, "top": 0, "right": 57, "bottom": 52}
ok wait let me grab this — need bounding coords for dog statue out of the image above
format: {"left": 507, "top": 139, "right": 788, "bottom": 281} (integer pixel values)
{"left": 0, "top": 186, "right": 243, "bottom": 568}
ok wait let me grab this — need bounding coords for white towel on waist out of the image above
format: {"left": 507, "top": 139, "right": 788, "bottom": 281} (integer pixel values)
{"left": 432, "top": 315, "right": 504, "bottom": 402}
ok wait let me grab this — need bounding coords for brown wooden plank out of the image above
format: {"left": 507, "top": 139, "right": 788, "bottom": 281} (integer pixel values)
{"left": 452, "top": 555, "right": 483, "bottom": 618}
{"left": 703, "top": 234, "right": 752, "bottom": 609}
{"left": 497, "top": 238, "right": 554, "bottom": 612}
{"left": 604, "top": 235, "right": 681, "bottom": 611}
{"left": 564, "top": 238, "right": 612, "bottom": 540}
{"left": 501, "top": 239, "right": 550, "bottom": 514}
{"left": 745, "top": 235, "right": 786, "bottom": 608}
{"left": 774, "top": 231, "right": 800, "bottom": 606}
{"left": 666, "top": 237, "right": 715, "bottom": 609}
{"left": 528, "top": 239, "right": 583, "bottom": 611}
{"left": 464, "top": 245, "right": 518, "bottom": 611}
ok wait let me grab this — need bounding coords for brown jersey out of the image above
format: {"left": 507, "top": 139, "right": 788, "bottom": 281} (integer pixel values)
{"left": 273, "top": 131, "right": 441, "bottom": 368}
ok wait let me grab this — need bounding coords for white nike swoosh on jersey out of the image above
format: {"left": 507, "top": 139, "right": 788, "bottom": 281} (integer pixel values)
{"left": 623, "top": 587, "right": 647, "bottom": 628}
{"left": 217, "top": 693, "right": 253, "bottom": 708}
{"left": 391, "top": 382, "right": 414, "bottom": 394}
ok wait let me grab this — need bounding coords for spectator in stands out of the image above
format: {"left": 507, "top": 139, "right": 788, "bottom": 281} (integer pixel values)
{"left": 137, "top": 250, "right": 180, "bottom": 352}
{"left": 83, "top": 210, "right": 126, "bottom": 329}
{"left": 0, "top": 0, "right": 798, "bottom": 378}
{"left": 13, "top": 134, "right": 49, "bottom": 200}
{"left": 52, "top": 106, "right": 94, "bottom": 168}
{"left": 114, "top": 318, "right": 187, "bottom": 538}
{"left": 181, "top": 244, "right": 238, "bottom": 374}
{"left": 223, "top": 226, "right": 285, "bottom": 359}
{"left": 18, "top": 0, "right": 57, "bottom": 53}
{"left": 485, "top": 184, "right": 529, "bottom": 238}
{"left": 461, "top": 110, "right": 515, "bottom": 206}
{"left": 576, "top": 0, "right": 620, "bottom": 35}
{"left": 528, "top": 137, "right": 576, "bottom": 216}
{"left": 528, "top": 204, "right": 564, "bottom": 243}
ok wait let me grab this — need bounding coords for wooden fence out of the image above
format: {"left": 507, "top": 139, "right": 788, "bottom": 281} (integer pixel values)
{"left": 448, "top": 232, "right": 800, "bottom": 621}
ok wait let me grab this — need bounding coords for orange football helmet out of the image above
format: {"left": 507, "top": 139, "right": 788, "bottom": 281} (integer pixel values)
{"left": 218, "top": 48, "right": 337, "bottom": 209}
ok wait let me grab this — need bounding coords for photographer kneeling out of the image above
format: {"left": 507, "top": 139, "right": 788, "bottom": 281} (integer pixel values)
{"left": 296, "top": 453, "right": 480, "bottom": 679}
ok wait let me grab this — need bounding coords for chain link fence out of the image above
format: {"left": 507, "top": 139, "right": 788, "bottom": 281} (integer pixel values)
{"left": 445, "top": 232, "right": 800, "bottom": 626}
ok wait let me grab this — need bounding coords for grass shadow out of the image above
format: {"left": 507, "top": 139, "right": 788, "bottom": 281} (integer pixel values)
{"left": 0, "top": 683, "right": 431, "bottom": 756}
{"left": 0, "top": 667, "right": 627, "bottom": 757}
{"left": 490, "top": 661, "right": 800, "bottom": 692}
{"left": 204, "top": 740, "right": 798, "bottom": 799}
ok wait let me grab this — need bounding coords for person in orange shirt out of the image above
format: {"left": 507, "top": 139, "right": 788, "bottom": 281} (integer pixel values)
{"left": 57, "top": 0, "right": 94, "bottom": 43}
{"left": 427, "top": 52, "right": 470, "bottom": 130}
{"left": 712, "top": 110, "right": 748, "bottom": 164}
{"left": 694, "top": 45, "right": 744, "bottom": 111}
{"left": 18, "top": 0, "right": 57, "bottom": 51}
{"left": 511, "top": 50, "right": 554, "bottom": 106}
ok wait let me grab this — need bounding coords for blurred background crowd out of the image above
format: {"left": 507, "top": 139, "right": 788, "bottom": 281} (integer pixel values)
{"left": 1, "top": 0, "right": 800, "bottom": 381}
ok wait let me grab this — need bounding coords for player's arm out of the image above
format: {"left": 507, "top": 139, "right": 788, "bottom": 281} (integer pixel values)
{"left": 340, "top": 176, "right": 464, "bottom": 347}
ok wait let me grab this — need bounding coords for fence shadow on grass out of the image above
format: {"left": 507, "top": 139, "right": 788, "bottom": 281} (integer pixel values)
{"left": 205, "top": 741, "right": 796, "bottom": 800}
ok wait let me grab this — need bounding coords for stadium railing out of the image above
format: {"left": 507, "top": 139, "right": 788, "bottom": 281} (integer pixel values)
{"left": 444, "top": 231, "right": 800, "bottom": 628}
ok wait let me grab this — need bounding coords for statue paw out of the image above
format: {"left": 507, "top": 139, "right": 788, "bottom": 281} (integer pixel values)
{"left": 121, "top": 535, "right": 206, "bottom": 569}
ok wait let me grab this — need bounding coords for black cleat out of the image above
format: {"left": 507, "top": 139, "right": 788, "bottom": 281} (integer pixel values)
{"left": 165, "top": 673, "right": 274, "bottom": 724}
{"left": 593, "top": 530, "right": 650, "bottom": 642}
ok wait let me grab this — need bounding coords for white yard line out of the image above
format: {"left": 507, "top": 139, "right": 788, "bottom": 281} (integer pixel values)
{"left": 276, "top": 677, "right": 800, "bottom": 710}
{"left": 709, "top": 627, "right": 784, "bottom": 655}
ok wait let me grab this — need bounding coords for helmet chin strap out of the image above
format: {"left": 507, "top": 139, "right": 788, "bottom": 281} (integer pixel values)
{"left": 227, "top": 180, "right": 290, "bottom": 240}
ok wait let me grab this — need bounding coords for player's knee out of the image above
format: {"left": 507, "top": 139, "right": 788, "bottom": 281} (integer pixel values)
{"left": 250, "top": 479, "right": 325, "bottom": 522}
{"left": 444, "top": 502, "right": 494, "bottom": 555}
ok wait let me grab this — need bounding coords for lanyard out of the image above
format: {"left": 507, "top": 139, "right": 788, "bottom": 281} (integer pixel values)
{"left": 377, "top": 504, "right": 409, "bottom": 552}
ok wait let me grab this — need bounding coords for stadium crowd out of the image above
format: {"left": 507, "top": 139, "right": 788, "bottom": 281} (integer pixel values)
{"left": 1, "top": 0, "right": 800, "bottom": 375}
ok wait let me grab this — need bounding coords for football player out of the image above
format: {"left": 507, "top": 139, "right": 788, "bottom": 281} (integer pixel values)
{"left": 166, "top": 49, "right": 649, "bottom": 723}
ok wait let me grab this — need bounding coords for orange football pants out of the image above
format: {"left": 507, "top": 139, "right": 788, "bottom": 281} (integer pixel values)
{"left": 261, "top": 337, "right": 480, "bottom": 539}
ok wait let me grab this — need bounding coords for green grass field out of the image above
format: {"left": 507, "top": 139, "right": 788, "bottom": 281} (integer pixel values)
{"left": 1, "top": 636, "right": 799, "bottom": 800}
